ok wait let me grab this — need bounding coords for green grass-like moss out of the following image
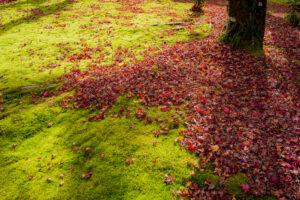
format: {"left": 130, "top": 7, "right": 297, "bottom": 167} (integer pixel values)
{"left": 0, "top": 95, "right": 200, "bottom": 199}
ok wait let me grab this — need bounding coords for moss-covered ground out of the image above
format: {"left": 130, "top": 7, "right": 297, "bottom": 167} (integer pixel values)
{"left": 0, "top": 0, "right": 279, "bottom": 199}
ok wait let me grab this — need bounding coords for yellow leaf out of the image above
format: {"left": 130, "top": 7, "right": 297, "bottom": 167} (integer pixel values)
{"left": 210, "top": 145, "right": 219, "bottom": 152}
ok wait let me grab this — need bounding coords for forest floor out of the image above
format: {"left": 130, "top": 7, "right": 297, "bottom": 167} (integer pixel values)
{"left": 0, "top": 0, "right": 299, "bottom": 200}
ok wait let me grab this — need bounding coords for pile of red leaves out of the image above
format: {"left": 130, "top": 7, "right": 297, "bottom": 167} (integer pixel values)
{"left": 264, "top": 13, "right": 300, "bottom": 60}
{"left": 59, "top": 1, "right": 299, "bottom": 199}
{"left": 0, "top": 0, "right": 17, "bottom": 5}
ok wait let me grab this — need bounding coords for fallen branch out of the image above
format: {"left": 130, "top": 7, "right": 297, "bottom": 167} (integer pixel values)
{"left": 1, "top": 84, "right": 57, "bottom": 95}
{"left": 149, "top": 22, "right": 190, "bottom": 26}
{"left": 165, "top": 27, "right": 185, "bottom": 31}
{"left": 20, "top": 84, "right": 55, "bottom": 91}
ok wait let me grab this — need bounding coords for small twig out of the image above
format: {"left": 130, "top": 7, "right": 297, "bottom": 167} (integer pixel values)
{"left": 165, "top": 27, "right": 185, "bottom": 31}
{"left": 156, "top": 45, "right": 163, "bottom": 52}
{"left": 56, "top": 185, "right": 59, "bottom": 198}
{"left": 149, "top": 22, "right": 190, "bottom": 26}
{"left": 25, "top": 159, "right": 31, "bottom": 170}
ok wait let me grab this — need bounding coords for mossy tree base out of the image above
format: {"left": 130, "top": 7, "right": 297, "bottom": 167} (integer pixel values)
{"left": 191, "top": 0, "right": 206, "bottom": 13}
{"left": 222, "top": 0, "right": 267, "bottom": 49}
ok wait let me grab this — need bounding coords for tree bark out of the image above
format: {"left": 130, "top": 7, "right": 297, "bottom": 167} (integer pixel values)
{"left": 224, "top": 0, "right": 267, "bottom": 49}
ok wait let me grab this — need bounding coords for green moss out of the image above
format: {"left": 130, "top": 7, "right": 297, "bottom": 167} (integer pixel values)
{"left": 225, "top": 173, "right": 248, "bottom": 197}
{"left": 244, "top": 45, "right": 265, "bottom": 56}
{"left": 294, "top": 59, "right": 300, "bottom": 64}
{"left": 224, "top": 173, "right": 276, "bottom": 200}
{"left": 190, "top": 163, "right": 220, "bottom": 189}
{"left": 0, "top": 95, "right": 199, "bottom": 199}
{"left": 268, "top": 0, "right": 287, "bottom": 5}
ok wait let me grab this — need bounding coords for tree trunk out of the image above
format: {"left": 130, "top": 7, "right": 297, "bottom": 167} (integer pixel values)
{"left": 223, "top": 0, "right": 267, "bottom": 49}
